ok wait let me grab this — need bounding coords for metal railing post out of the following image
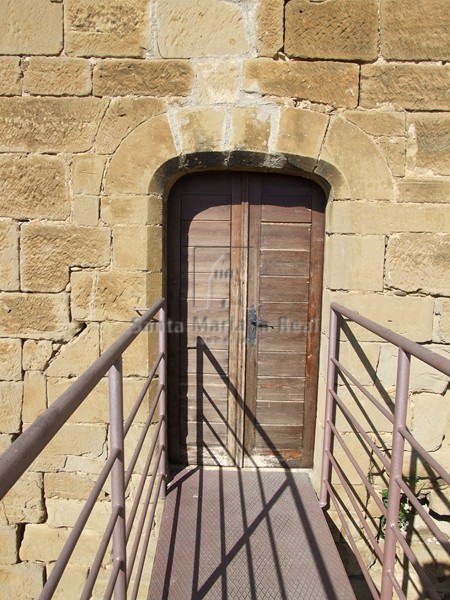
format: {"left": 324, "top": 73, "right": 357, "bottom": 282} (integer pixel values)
{"left": 158, "top": 305, "right": 167, "bottom": 499}
{"left": 109, "top": 358, "right": 127, "bottom": 600}
{"left": 320, "top": 306, "right": 338, "bottom": 507}
{"left": 380, "top": 347, "right": 411, "bottom": 600}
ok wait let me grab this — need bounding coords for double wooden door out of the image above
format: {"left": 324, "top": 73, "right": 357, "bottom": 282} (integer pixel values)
{"left": 167, "top": 172, "right": 325, "bottom": 468}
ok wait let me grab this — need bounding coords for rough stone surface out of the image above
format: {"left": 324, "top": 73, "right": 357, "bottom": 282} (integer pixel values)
{"left": 0, "top": 0, "right": 62, "bottom": 55}
{"left": 376, "top": 138, "right": 406, "bottom": 177}
{"left": 276, "top": 108, "right": 329, "bottom": 164}
{"left": 435, "top": 299, "right": 450, "bottom": 343}
{"left": 101, "top": 196, "right": 163, "bottom": 226}
{"left": 0, "top": 98, "right": 106, "bottom": 153}
{"left": 361, "top": 64, "right": 450, "bottom": 111}
{"left": 381, "top": 0, "right": 450, "bottom": 61}
{"left": 285, "top": 0, "right": 378, "bottom": 62}
{"left": 23, "top": 371, "right": 47, "bottom": 423}
{"left": 65, "top": 0, "right": 149, "bottom": 58}
{"left": 344, "top": 110, "right": 406, "bottom": 137}
{"left": 0, "top": 526, "right": 18, "bottom": 565}
{"left": 386, "top": 233, "right": 450, "bottom": 296}
{"left": 157, "top": 0, "right": 249, "bottom": 58}
{"left": 245, "top": 59, "right": 359, "bottom": 108}
{"left": 408, "top": 114, "right": 450, "bottom": 176}
{"left": 0, "top": 563, "right": 44, "bottom": 598}
{"left": 47, "top": 324, "right": 99, "bottom": 378}
{"left": 0, "top": 339, "right": 21, "bottom": 381}
{"left": 397, "top": 179, "right": 450, "bottom": 203}
{"left": 94, "top": 98, "right": 166, "bottom": 154}
{"left": 0, "top": 220, "right": 19, "bottom": 290}
{"left": 0, "top": 58, "right": 21, "bottom": 96}
{"left": 325, "top": 235, "right": 385, "bottom": 291}
{"left": 73, "top": 196, "right": 99, "bottom": 226}
{"left": 113, "top": 225, "right": 162, "bottom": 272}
{"left": 21, "top": 222, "right": 110, "bottom": 292}
{"left": 256, "top": 0, "right": 284, "bottom": 57}
{"left": 411, "top": 393, "right": 447, "bottom": 452}
{"left": 0, "top": 155, "right": 69, "bottom": 220}
{"left": 231, "top": 107, "right": 272, "bottom": 153}
{"left": 72, "top": 155, "right": 106, "bottom": 195}
{"left": 101, "top": 322, "right": 156, "bottom": 377}
{"left": 196, "top": 61, "right": 241, "bottom": 104}
{"left": 47, "top": 498, "right": 110, "bottom": 530}
{"left": 45, "top": 472, "right": 107, "bottom": 501}
{"left": 22, "top": 339, "right": 53, "bottom": 371}
{"left": 93, "top": 60, "right": 194, "bottom": 97}
{"left": 47, "top": 564, "right": 88, "bottom": 600}
{"left": 0, "top": 293, "right": 76, "bottom": 341}
{"left": 23, "top": 57, "right": 92, "bottom": 96}
{"left": 0, "top": 382, "right": 22, "bottom": 433}
{"left": 1, "top": 472, "right": 45, "bottom": 524}
{"left": 176, "top": 108, "right": 226, "bottom": 154}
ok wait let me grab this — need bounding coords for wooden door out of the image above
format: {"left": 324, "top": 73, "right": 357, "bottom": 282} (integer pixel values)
{"left": 167, "top": 172, "right": 325, "bottom": 468}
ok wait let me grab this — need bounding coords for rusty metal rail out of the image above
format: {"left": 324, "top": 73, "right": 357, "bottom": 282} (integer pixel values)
{"left": 321, "top": 302, "right": 450, "bottom": 600}
{"left": 0, "top": 298, "right": 167, "bottom": 600}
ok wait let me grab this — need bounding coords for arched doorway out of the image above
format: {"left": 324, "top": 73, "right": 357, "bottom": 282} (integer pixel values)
{"left": 167, "top": 171, "right": 325, "bottom": 468}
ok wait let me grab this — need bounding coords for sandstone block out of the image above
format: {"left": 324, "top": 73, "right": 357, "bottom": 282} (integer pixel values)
{"left": 332, "top": 432, "right": 371, "bottom": 485}
{"left": 176, "top": 108, "right": 226, "bottom": 154}
{"left": 0, "top": 155, "right": 69, "bottom": 220}
{"left": 0, "top": 220, "right": 18, "bottom": 291}
{"left": 385, "top": 233, "right": 450, "bottom": 295}
{"left": 71, "top": 271, "right": 162, "bottom": 322}
{"left": 101, "top": 321, "right": 157, "bottom": 377}
{"left": 47, "top": 498, "right": 110, "bottom": 530}
{"left": 0, "top": 382, "right": 22, "bottom": 433}
{"left": 21, "top": 222, "right": 110, "bottom": 292}
{"left": 333, "top": 383, "right": 393, "bottom": 434}
{"left": 411, "top": 393, "right": 447, "bottom": 452}
{"left": 48, "top": 564, "right": 88, "bottom": 600}
{"left": 0, "top": 98, "right": 106, "bottom": 153}
{"left": 93, "top": 60, "right": 194, "bottom": 97}
{"left": 1, "top": 472, "right": 45, "bottom": 524}
{"left": 45, "top": 471, "right": 107, "bottom": 501}
{"left": 256, "top": 0, "right": 284, "bottom": 57}
{"left": 435, "top": 299, "right": 450, "bottom": 343}
{"left": 94, "top": 98, "right": 166, "bottom": 154}
{"left": 381, "top": 0, "right": 450, "bottom": 61}
{"left": 23, "top": 57, "right": 91, "bottom": 96}
{"left": 101, "top": 196, "right": 163, "bottom": 226}
{"left": 0, "top": 292, "right": 76, "bottom": 341}
{"left": 376, "top": 138, "right": 406, "bottom": 177}
{"left": 244, "top": 59, "right": 359, "bottom": 108}
{"left": 285, "top": 0, "right": 378, "bottom": 62}
{"left": 276, "top": 108, "right": 329, "bottom": 163}
{"left": 0, "top": 58, "right": 21, "bottom": 95}
{"left": 0, "top": 435, "right": 13, "bottom": 455}
{"left": 231, "top": 107, "right": 272, "bottom": 153}
{"left": 407, "top": 114, "right": 450, "bottom": 176}
{"left": 0, "top": 339, "right": 21, "bottom": 381}
{"left": 344, "top": 111, "right": 406, "bottom": 137}
{"left": 361, "top": 64, "right": 450, "bottom": 111}
{"left": 47, "top": 324, "right": 99, "bottom": 378}
{"left": 0, "top": 0, "right": 62, "bottom": 55}
{"left": 325, "top": 235, "right": 385, "bottom": 291}
{"left": 397, "top": 179, "right": 450, "bottom": 203}
{"left": 113, "top": 225, "right": 162, "bottom": 272}
{"left": 157, "top": 0, "right": 249, "bottom": 58}
{"left": 73, "top": 196, "right": 99, "bottom": 226}
{"left": 65, "top": 0, "right": 149, "bottom": 58}
{"left": 72, "top": 155, "right": 106, "bottom": 195}
{"left": 22, "top": 339, "right": 53, "bottom": 371}
{"left": 0, "top": 526, "right": 18, "bottom": 564}
{"left": 0, "top": 563, "right": 44, "bottom": 598}
{"left": 23, "top": 371, "right": 47, "bottom": 423}
{"left": 196, "top": 61, "right": 241, "bottom": 104}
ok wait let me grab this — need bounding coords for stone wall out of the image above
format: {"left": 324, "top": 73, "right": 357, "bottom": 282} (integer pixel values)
{"left": 0, "top": 0, "right": 449, "bottom": 597}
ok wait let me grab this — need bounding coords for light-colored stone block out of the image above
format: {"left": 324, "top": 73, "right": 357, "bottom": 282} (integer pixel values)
{"left": 21, "top": 222, "right": 110, "bottom": 292}
{"left": 385, "top": 233, "right": 450, "bottom": 296}
{"left": 0, "top": 0, "right": 62, "bottom": 55}
{"left": 48, "top": 563, "right": 88, "bottom": 600}
{"left": 22, "top": 339, "right": 53, "bottom": 371}
{"left": 285, "top": 0, "right": 378, "bottom": 62}
{"left": 196, "top": 61, "right": 241, "bottom": 104}
{"left": 0, "top": 97, "right": 106, "bottom": 153}
{"left": 47, "top": 324, "right": 99, "bottom": 378}
{"left": 113, "top": 225, "right": 162, "bottom": 272}
{"left": 1, "top": 472, "right": 45, "bottom": 524}
{"left": 47, "top": 498, "right": 111, "bottom": 530}
{"left": 361, "top": 64, "right": 450, "bottom": 111}
{"left": 176, "top": 107, "right": 226, "bottom": 154}
{"left": 157, "top": 0, "right": 249, "bottom": 58}
{"left": 376, "top": 138, "right": 406, "bottom": 177}
{"left": 0, "top": 58, "right": 21, "bottom": 95}
{"left": 408, "top": 114, "right": 450, "bottom": 176}
{"left": 0, "top": 563, "right": 44, "bottom": 598}
{"left": 23, "top": 57, "right": 91, "bottom": 96}
{"left": 101, "top": 196, "right": 163, "bottom": 226}
{"left": 0, "top": 339, "right": 21, "bottom": 381}
{"left": 65, "top": 0, "right": 149, "bottom": 58}
{"left": 435, "top": 299, "right": 450, "bottom": 343}
{"left": 73, "top": 196, "right": 99, "bottom": 226}
{"left": 381, "top": 0, "right": 450, "bottom": 61}
{"left": 101, "top": 321, "right": 157, "bottom": 377}
{"left": 72, "top": 155, "right": 106, "bottom": 194}
{"left": 411, "top": 393, "right": 447, "bottom": 452}
{"left": 45, "top": 471, "right": 107, "bottom": 501}
{"left": 0, "top": 526, "right": 18, "bottom": 564}
{"left": 0, "top": 220, "right": 18, "bottom": 291}
{"left": 397, "top": 179, "right": 450, "bottom": 204}
{"left": 23, "top": 371, "right": 47, "bottom": 423}
{"left": 256, "top": 0, "right": 284, "bottom": 57}
{"left": 276, "top": 108, "right": 329, "bottom": 162}
{"left": 344, "top": 110, "right": 406, "bottom": 137}
{"left": 93, "top": 60, "right": 194, "bottom": 97}
{"left": 231, "top": 107, "right": 272, "bottom": 153}
{"left": 325, "top": 235, "right": 385, "bottom": 291}
{"left": 0, "top": 382, "right": 22, "bottom": 433}
{"left": 0, "top": 155, "right": 69, "bottom": 220}
{"left": 244, "top": 59, "right": 359, "bottom": 109}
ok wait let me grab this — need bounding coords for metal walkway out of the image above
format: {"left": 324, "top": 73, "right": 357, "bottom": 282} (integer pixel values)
{"left": 148, "top": 467, "right": 356, "bottom": 600}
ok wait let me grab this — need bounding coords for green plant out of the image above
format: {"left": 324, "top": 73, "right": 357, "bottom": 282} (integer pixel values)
{"left": 378, "top": 487, "right": 412, "bottom": 540}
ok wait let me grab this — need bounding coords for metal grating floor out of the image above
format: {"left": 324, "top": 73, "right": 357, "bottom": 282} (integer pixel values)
{"left": 148, "top": 468, "right": 356, "bottom": 600}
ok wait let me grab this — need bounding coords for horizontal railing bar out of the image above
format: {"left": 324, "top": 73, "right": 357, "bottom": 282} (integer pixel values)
{"left": 399, "top": 426, "right": 450, "bottom": 486}
{"left": 329, "top": 424, "right": 387, "bottom": 516}
{"left": 332, "top": 390, "right": 391, "bottom": 471}
{"left": 123, "top": 353, "right": 163, "bottom": 437}
{"left": 325, "top": 480, "right": 381, "bottom": 600}
{"left": 331, "top": 357, "right": 395, "bottom": 425}
{"left": 126, "top": 420, "right": 163, "bottom": 542}
{"left": 80, "top": 506, "right": 121, "bottom": 600}
{"left": 332, "top": 303, "right": 450, "bottom": 376}
{"left": 0, "top": 298, "right": 165, "bottom": 500}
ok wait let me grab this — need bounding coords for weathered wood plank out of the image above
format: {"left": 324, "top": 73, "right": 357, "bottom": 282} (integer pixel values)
{"left": 260, "top": 250, "right": 310, "bottom": 277}
{"left": 259, "top": 276, "right": 309, "bottom": 303}
{"left": 261, "top": 223, "right": 311, "bottom": 250}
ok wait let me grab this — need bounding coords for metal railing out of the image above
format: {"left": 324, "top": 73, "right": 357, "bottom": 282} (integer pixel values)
{"left": 320, "top": 302, "right": 450, "bottom": 600}
{"left": 0, "top": 298, "right": 167, "bottom": 600}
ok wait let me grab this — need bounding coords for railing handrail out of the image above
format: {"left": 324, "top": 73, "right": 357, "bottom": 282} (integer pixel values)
{"left": 0, "top": 297, "right": 164, "bottom": 500}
